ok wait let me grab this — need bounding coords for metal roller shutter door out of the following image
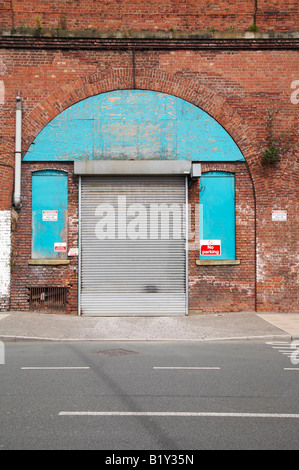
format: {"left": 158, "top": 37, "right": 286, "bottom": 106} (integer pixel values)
{"left": 80, "top": 176, "right": 187, "bottom": 316}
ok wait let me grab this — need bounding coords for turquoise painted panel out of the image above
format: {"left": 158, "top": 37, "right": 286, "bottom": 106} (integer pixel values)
{"left": 24, "top": 90, "right": 244, "bottom": 162}
{"left": 199, "top": 172, "right": 235, "bottom": 260}
{"left": 31, "top": 171, "right": 68, "bottom": 259}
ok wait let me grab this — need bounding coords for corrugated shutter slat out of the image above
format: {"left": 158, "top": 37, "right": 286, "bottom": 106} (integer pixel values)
{"left": 80, "top": 176, "right": 186, "bottom": 316}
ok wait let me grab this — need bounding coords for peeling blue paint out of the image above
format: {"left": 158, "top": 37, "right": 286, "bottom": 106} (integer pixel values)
{"left": 199, "top": 172, "right": 236, "bottom": 260}
{"left": 31, "top": 171, "right": 68, "bottom": 259}
{"left": 24, "top": 90, "right": 244, "bottom": 162}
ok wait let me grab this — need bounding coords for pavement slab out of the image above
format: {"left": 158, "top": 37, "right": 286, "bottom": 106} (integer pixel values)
{"left": 0, "top": 310, "right": 298, "bottom": 342}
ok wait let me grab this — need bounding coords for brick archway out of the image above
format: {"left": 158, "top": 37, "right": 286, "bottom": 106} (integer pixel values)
{"left": 0, "top": 68, "right": 258, "bottom": 213}
{"left": 8, "top": 68, "right": 259, "bottom": 314}
{"left": 22, "top": 68, "right": 257, "bottom": 172}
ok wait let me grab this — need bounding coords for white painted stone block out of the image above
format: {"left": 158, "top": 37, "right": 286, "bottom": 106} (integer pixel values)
{"left": 0, "top": 210, "right": 11, "bottom": 297}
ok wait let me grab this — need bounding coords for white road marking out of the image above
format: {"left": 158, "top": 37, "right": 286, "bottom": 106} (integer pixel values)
{"left": 278, "top": 348, "right": 293, "bottom": 350}
{"left": 266, "top": 342, "right": 290, "bottom": 345}
{"left": 284, "top": 368, "right": 299, "bottom": 371}
{"left": 153, "top": 366, "right": 220, "bottom": 370}
{"left": 267, "top": 342, "right": 297, "bottom": 362}
{"left": 21, "top": 367, "right": 90, "bottom": 370}
{"left": 59, "top": 411, "right": 299, "bottom": 419}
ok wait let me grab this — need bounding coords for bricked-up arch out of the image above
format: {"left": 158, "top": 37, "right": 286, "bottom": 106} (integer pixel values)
{"left": 21, "top": 69, "right": 256, "bottom": 167}
{"left": 1, "top": 69, "right": 257, "bottom": 210}
{"left": 24, "top": 90, "right": 245, "bottom": 163}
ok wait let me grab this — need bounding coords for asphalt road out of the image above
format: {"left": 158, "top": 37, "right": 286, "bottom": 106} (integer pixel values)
{"left": 0, "top": 340, "right": 298, "bottom": 451}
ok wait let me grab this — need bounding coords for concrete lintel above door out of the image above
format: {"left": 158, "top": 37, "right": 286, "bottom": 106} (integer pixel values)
{"left": 74, "top": 160, "right": 192, "bottom": 176}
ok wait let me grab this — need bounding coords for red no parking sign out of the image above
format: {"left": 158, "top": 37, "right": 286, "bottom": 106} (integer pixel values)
{"left": 200, "top": 240, "right": 221, "bottom": 256}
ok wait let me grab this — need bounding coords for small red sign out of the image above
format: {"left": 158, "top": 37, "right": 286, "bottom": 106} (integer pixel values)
{"left": 54, "top": 242, "right": 66, "bottom": 252}
{"left": 200, "top": 240, "right": 221, "bottom": 256}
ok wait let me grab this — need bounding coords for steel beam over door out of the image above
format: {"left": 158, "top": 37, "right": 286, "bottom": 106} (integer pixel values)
{"left": 79, "top": 176, "right": 187, "bottom": 316}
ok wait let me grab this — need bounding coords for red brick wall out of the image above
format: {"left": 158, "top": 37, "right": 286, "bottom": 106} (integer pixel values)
{"left": 189, "top": 163, "right": 256, "bottom": 313}
{"left": 1, "top": 1, "right": 298, "bottom": 32}
{"left": 10, "top": 162, "right": 78, "bottom": 313}
{"left": 258, "top": 0, "right": 299, "bottom": 30}
{"left": 11, "top": 160, "right": 255, "bottom": 314}
{"left": 1, "top": 43, "right": 298, "bottom": 312}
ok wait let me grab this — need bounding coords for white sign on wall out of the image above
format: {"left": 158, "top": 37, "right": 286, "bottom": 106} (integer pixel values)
{"left": 54, "top": 242, "right": 66, "bottom": 252}
{"left": 42, "top": 210, "right": 58, "bottom": 221}
{"left": 200, "top": 240, "right": 221, "bottom": 256}
{"left": 272, "top": 210, "right": 287, "bottom": 221}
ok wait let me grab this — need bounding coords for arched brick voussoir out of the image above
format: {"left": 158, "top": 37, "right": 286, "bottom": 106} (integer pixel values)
{"left": 142, "top": 71, "right": 260, "bottom": 184}
{"left": 141, "top": 72, "right": 258, "bottom": 174}
{"left": 22, "top": 67, "right": 258, "bottom": 185}
{"left": 21, "top": 70, "right": 134, "bottom": 152}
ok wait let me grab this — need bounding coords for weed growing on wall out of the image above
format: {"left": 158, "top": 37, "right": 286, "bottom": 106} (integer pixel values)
{"left": 260, "top": 108, "right": 290, "bottom": 165}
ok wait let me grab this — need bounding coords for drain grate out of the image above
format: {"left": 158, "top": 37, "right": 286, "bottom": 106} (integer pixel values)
{"left": 96, "top": 348, "right": 138, "bottom": 357}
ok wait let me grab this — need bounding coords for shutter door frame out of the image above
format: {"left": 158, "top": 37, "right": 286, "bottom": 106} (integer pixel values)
{"left": 78, "top": 175, "right": 189, "bottom": 316}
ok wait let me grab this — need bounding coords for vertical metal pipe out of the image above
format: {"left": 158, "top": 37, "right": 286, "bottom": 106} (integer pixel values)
{"left": 14, "top": 93, "right": 22, "bottom": 209}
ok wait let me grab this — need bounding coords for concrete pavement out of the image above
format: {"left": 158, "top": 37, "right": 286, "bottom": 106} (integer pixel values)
{"left": 0, "top": 310, "right": 298, "bottom": 342}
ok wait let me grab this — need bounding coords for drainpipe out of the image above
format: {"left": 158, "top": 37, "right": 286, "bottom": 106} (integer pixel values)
{"left": 14, "top": 93, "right": 22, "bottom": 209}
